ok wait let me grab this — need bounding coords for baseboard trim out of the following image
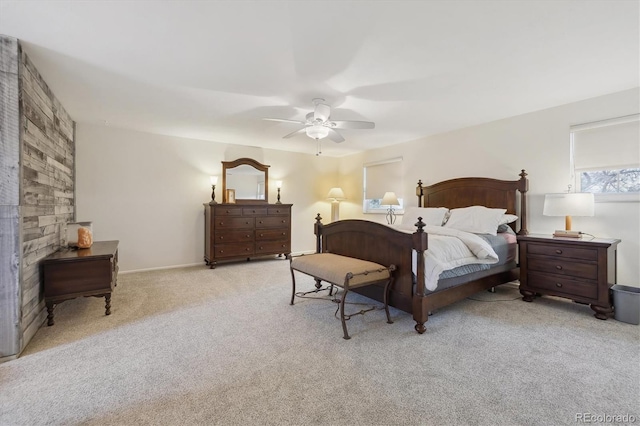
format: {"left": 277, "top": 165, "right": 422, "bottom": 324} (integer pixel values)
{"left": 120, "top": 262, "right": 204, "bottom": 275}
{"left": 120, "top": 252, "right": 318, "bottom": 274}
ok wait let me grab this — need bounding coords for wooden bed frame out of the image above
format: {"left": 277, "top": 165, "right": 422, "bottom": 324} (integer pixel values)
{"left": 314, "top": 170, "right": 529, "bottom": 334}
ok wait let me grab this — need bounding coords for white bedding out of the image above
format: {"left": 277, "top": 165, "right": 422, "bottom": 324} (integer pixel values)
{"left": 392, "top": 224, "right": 500, "bottom": 291}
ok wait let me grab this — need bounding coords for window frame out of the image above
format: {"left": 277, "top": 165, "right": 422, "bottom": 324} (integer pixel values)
{"left": 570, "top": 114, "right": 640, "bottom": 203}
{"left": 362, "top": 157, "right": 405, "bottom": 214}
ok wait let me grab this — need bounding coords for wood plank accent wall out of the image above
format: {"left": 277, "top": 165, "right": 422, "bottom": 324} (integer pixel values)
{"left": 0, "top": 35, "right": 76, "bottom": 361}
{"left": 19, "top": 43, "right": 76, "bottom": 351}
{"left": 0, "top": 36, "right": 21, "bottom": 359}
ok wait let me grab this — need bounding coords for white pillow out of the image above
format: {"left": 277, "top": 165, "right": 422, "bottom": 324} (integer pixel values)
{"left": 399, "top": 206, "right": 449, "bottom": 229}
{"left": 444, "top": 206, "right": 507, "bottom": 236}
{"left": 499, "top": 214, "right": 518, "bottom": 225}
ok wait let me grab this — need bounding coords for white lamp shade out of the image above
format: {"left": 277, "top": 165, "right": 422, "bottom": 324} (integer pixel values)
{"left": 543, "top": 193, "right": 595, "bottom": 217}
{"left": 327, "top": 187, "right": 346, "bottom": 200}
{"left": 306, "top": 124, "right": 329, "bottom": 140}
{"left": 276, "top": 180, "right": 283, "bottom": 188}
{"left": 210, "top": 176, "right": 218, "bottom": 185}
{"left": 381, "top": 192, "right": 400, "bottom": 206}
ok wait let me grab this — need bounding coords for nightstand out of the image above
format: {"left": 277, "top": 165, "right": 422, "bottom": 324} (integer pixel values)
{"left": 517, "top": 234, "right": 620, "bottom": 319}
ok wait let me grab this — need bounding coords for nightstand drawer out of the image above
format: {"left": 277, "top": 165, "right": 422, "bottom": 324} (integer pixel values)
{"left": 528, "top": 272, "right": 597, "bottom": 299}
{"left": 528, "top": 256, "right": 597, "bottom": 280}
{"left": 527, "top": 243, "right": 597, "bottom": 260}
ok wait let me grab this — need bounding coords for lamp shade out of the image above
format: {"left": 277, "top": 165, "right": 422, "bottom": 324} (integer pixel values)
{"left": 543, "top": 193, "right": 595, "bottom": 217}
{"left": 381, "top": 192, "right": 400, "bottom": 206}
{"left": 210, "top": 176, "right": 218, "bottom": 185}
{"left": 306, "top": 124, "right": 329, "bottom": 140}
{"left": 327, "top": 187, "right": 345, "bottom": 200}
{"left": 276, "top": 180, "right": 283, "bottom": 189}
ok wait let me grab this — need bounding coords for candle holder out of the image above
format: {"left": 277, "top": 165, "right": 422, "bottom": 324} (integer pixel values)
{"left": 276, "top": 181, "right": 283, "bottom": 204}
{"left": 209, "top": 176, "right": 218, "bottom": 205}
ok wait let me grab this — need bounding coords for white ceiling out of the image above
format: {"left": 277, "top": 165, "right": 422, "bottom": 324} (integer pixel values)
{"left": 1, "top": 1, "right": 638, "bottom": 157}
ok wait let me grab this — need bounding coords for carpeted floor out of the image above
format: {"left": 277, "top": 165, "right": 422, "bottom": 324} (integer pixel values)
{"left": 1, "top": 258, "right": 638, "bottom": 425}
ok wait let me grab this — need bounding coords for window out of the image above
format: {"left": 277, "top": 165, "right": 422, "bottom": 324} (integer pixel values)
{"left": 363, "top": 157, "right": 404, "bottom": 213}
{"left": 571, "top": 114, "right": 640, "bottom": 201}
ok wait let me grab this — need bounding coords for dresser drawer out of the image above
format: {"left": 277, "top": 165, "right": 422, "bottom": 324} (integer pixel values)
{"left": 215, "top": 230, "right": 254, "bottom": 243}
{"left": 527, "top": 256, "right": 597, "bottom": 280}
{"left": 214, "top": 207, "right": 243, "bottom": 216}
{"left": 215, "top": 217, "right": 254, "bottom": 229}
{"left": 255, "top": 241, "right": 290, "bottom": 254}
{"left": 256, "top": 216, "right": 290, "bottom": 228}
{"left": 527, "top": 243, "right": 597, "bottom": 261}
{"left": 528, "top": 271, "right": 597, "bottom": 299}
{"left": 214, "top": 243, "right": 254, "bottom": 258}
{"left": 256, "top": 229, "right": 289, "bottom": 241}
{"left": 268, "top": 207, "right": 289, "bottom": 215}
{"left": 243, "top": 207, "right": 268, "bottom": 216}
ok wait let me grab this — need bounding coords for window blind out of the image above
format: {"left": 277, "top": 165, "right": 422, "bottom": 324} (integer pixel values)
{"left": 572, "top": 115, "right": 640, "bottom": 171}
{"left": 364, "top": 158, "right": 403, "bottom": 200}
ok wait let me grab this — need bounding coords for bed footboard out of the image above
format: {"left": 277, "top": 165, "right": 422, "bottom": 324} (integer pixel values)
{"left": 314, "top": 215, "right": 429, "bottom": 332}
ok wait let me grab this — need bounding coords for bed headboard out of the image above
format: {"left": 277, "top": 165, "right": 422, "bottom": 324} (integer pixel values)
{"left": 416, "top": 169, "right": 529, "bottom": 235}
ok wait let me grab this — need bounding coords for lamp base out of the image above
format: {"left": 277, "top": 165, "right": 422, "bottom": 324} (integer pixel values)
{"left": 553, "top": 230, "right": 581, "bottom": 238}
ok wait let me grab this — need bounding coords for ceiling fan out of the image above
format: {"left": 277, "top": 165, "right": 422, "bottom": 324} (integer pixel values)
{"left": 264, "top": 98, "right": 375, "bottom": 145}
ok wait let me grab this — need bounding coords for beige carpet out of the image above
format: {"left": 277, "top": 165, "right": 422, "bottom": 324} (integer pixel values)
{"left": 1, "top": 258, "right": 638, "bottom": 425}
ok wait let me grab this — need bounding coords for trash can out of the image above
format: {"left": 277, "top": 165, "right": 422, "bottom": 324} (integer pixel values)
{"left": 611, "top": 285, "right": 640, "bottom": 325}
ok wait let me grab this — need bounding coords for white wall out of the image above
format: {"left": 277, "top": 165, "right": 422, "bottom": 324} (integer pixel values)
{"left": 76, "top": 125, "right": 339, "bottom": 271}
{"left": 76, "top": 88, "right": 639, "bottom": 286}
{"left": 337, "top": 88, "right": 640, "bottom": 286}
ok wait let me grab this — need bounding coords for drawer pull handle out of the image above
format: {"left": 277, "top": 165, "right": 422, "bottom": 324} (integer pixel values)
{"left": 259, "top": 246, "right": 263, "bottom": 250}
{"left": 246, "top": 234, "right": 250, "bottom": 238}
{"left": 226, "top": 210, "right": 230, "bottom": 213}
{"left": 252, "top": 210, "right": 256, "bottom": 213}
{"left": 246, "top": 222, "right": 249, "bottom": 225}
{"left": 246, "top": 248, "right": 250, "bottom": 251}
{"left": 276, "top": 210, "right": 280, "bottom": 213}
{"left": 220, "top": 222, "right": 224, "bottom": 225}
{"left": 260, "top": 234, "right": 264, "bottom": 237}
{"left": 282, "top": 232, "right": 285, "bottom": 236}
{"left": 556, "top": 283, "right": 562, "bottom": 288}
{"left": 259, "top": 221, "right": 263, "bottom": 224}
{"left": 556, "top": 265, "right": 562, "bottom": 270}
{"left": 220, "top": 236, "right": 224, "bottom": 240}
{"left": 281, "top": 220, "right": 286, "bottom": 223}
{"left": 556, "top": 249, "right": 562, "bottom": 254}
{"left": 219, "top": 250, "right": 224, "bottom": 253}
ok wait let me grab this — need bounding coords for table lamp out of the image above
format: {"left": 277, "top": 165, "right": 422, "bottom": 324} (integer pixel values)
{"left": 543, "top": 192, "right": 594, "bottom": 237}
{"left": 381, "top": 192, "right": 400, "bottom": 224}
{"left": 327, "top": 188, "right": 346, "bottom": 222}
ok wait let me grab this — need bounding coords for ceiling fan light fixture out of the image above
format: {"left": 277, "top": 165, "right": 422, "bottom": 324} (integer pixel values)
{"left": 306, "top": 124, "right": 329, "bottom": 140}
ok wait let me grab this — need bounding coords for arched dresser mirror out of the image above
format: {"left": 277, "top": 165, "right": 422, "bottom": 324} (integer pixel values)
{"left": 221, "top": 158, "right": 269, "bottom": 204}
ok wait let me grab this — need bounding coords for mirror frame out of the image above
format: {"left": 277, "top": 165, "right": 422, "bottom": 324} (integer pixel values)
{"left": 221, "top": 158, "right": 270, "bottom": 204}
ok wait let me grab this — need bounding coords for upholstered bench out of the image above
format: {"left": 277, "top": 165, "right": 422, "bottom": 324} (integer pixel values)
{"left": 289, "top": 253, "right": 396, "bottom": 339}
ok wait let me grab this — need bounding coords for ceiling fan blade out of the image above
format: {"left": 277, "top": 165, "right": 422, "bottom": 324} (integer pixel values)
{"left": 331, "top": 120, "right": 375, "bottom": 129}
{"left": 263, "top": 118, "right": 306, "bottom": 125}
{"left": 326, "top": 128, "right": 345, "bottom": 143}
{"left": 314, "top": 103, "right": 331, "bottom": 122}
{"left": 282, "top": 127, "right": 307, "bottom": 139}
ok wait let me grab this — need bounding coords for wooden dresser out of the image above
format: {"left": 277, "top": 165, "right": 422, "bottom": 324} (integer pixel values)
{"left": 517, "top": 234, "right": 620, "bottom": 319}
{"left": 204, "top": 203, "right": 292, "bottom": 268}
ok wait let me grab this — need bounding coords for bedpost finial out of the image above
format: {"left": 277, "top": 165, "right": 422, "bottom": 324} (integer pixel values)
{"left": 415, "top": 217, "right": 426, "bottom": 233}
{"left": 520, "top": 169, "right": 527, "bottom": 178}
{"left": 315, "top": 213, "right": 322, "bottom": 223}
